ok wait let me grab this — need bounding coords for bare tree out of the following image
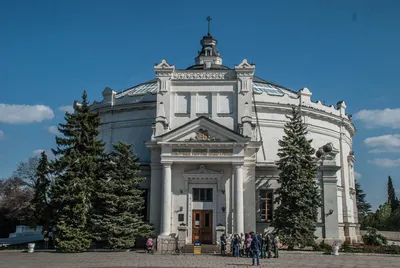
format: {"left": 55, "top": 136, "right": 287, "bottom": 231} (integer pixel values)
{"left": 0, "top": 177, "right": 33, "bottom": 223}
{"left": 12, "top": 156, "right": 40, "bottom": 189}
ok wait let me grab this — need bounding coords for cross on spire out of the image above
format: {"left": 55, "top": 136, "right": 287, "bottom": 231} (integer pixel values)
{"left": 206, "top": 16, "right": 212, "bottom": 35}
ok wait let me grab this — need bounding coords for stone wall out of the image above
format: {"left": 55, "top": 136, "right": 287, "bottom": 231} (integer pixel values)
{"left": 360, "top": 230, "right": 400, "bottom": 241}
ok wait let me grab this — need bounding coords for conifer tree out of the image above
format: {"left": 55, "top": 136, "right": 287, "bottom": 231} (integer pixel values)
{"left": 50, "top": 91, "right": 105, "bottom": 252}
{"left": 355, "top": 181, "right": 371, "bottom": 226}
{"left": 387, "top": 176, "right": 399, "bottom": 211}
{"left": 91, "top": 141, "right": 153, "bottom": 249}
{"left": 31, "top": 151, "right": 51, "bottom": 230}
{"left": 274, "top": 106, "right": 321, "bottom": 249}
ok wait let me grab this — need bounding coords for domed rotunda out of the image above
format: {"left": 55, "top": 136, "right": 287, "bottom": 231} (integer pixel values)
{"left": 88, "top": 23, "right": 358, "bottom": 244}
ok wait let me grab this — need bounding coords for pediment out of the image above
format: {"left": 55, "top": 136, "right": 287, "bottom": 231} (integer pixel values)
{"left": 155, "top": 116, "right": 250, "bottom": 143}
{"left": 184, "top": 165, "right": 222, "bottom": 175}
{"left": 183, "top": 165, "right": 223, "bottom": 181}
{"left": 177, "top": 128, "right": 232, "bottom": 142}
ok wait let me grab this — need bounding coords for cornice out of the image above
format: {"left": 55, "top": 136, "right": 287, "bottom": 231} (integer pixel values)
{"left": 255, "top": 102, "right": 356, "bottom": 136}
{"left": 172, "top": 70, "right": 235, "bottom": 80}
{"left": 92, "top": 101, "right": 156, "bottom": 113}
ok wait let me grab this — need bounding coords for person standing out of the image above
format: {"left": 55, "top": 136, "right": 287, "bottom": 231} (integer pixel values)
{"left": 266, "top": 233, "right": 272, "bottom": 258}
{"left": 273, "top": 234, "right": 279, "bottom": 258}
{"left": 250, "top": 233, "right": 261, "bottom": 266}
{"left": 245, "top": 233, "right": 252, "bottom": 257}
{"left": 240, "top": 233, "right": 245, "bottom": 257}
{"left": 232, "top": 234, "right": 240, "bottom": 257}
{"left": 220, "top": 234, "right": 226, "bottom": 255}
{"left": 260, "top": 233, "right": 267, "bottom": 259}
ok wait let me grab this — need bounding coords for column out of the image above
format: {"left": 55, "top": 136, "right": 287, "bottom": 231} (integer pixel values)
{"left": 149, "top": 163, "right": 162, "bottom": 234}
{"left": 234, "top": 163, "right": 244, "bottom": 234}
{"left": 160, "top": 162, "right": 172, "bottom": 236}
{"left": 321, "top": 165, "right": 341, "bottom": 243}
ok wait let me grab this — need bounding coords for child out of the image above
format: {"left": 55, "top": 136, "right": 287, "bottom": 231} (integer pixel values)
{"left": 146, "top": 236, "right": 154, "bottom": 253}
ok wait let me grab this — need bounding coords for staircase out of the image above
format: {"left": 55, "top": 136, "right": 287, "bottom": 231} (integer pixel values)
{"left": 184, "top": 244, "right": 219, "bottom": 254}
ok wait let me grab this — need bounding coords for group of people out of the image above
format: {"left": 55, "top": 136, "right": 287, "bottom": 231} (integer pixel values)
{"left": 220, "top": 232, "right": 279, "bottom": 266}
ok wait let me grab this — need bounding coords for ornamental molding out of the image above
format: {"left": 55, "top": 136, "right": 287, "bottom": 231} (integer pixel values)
{"left": 236, "top": 72, "right": 254, "bottom": 77}
{"left": 156, "top": 72, "right": 174, "bottom": 77}
{"left": 234, "top": 59, "right": 256, "bottom": 70}
{"left": 185, "top": 129, "right": 220, "bottom": 142}
{"left": 172, "top": 71, "right": 235, "bottom": 80}
{"left": 255, "top": 103, "right": 355, "bottom": 136}
{"left": 183, "top": 165, "right": 224, "bottom": 182}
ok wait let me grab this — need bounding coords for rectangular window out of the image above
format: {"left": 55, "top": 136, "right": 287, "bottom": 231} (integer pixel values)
{"left": 259, "top": 190, "right": 273, "bottom": 222}
{"left": 193, "top": 188, "right": 213, "bottom": 202}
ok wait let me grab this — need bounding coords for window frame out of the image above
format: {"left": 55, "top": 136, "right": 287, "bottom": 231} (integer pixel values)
{"left": 259, "top": 190, "right": 274, "bottom": 223}
{"left": 192, "top": 188, "right": 213, "bottom": 202}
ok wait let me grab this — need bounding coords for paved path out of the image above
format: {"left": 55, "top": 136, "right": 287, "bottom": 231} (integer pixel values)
{"left": 1, "top": 251, "right": 399, "bottom": 268}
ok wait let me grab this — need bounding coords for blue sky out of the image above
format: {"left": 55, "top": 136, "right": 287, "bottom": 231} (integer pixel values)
{"left": 1, "top": 0, "right": 400, "bottom": 209}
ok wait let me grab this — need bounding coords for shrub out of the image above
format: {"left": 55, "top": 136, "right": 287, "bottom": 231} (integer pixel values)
{"left": 362, "top": 227, "right": 388, "bottom": 246}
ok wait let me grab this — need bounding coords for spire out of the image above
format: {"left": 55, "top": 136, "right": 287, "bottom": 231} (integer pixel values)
{"left": 207, "top": 16, "right": 212, "bottom": 36}
{"left": 194, "top": 17, "right": 222, "bottom": 68}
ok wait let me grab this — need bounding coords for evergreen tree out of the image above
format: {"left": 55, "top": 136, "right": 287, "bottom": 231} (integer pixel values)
{"left": 91, "top": 142, "right": 153, "bottom": 249}
{"left": 31, "top": 151, "right": 52, "bottom": 230}
{"left": 273, "top": 106, "right": 321, "bottom": 249}
{"left": 50, "top": 91, "right": 105, "bottom": 252}
{"left": 387, "top": 176, "right": 399, "bottom": 211}
{"left": 355, "top": 181, "right": 371, "bottom": 227}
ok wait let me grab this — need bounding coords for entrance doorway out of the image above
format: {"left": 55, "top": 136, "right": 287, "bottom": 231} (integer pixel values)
{"left": 192, "top": 210, "right": 213, "bottom": 244}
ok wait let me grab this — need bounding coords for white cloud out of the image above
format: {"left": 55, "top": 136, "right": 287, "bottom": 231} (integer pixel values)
{"left": 58, "top": 105, "right": 74, "bottom": 114}
{"left": 0, "top": 104, "right": 54, "bottom": 124}
{"left": 364, "top": 134, "right": 400, "bottom": 153}
{"left": 368, "top": 158, "right": 400, "bottom": 168}
{"left": 47, "top": 126, "right": 60, "bottom": 135}
{"left": 354, "top": 171, "right": 362, "bottom": 180}
{"left": 0, "top": 130, "right": 5, "bottom": 140}
{"left": 354, "top": 108, "right": 400, "bottom": 129}
{"left": 32, "top": 149, "right": 55, "bottom": 160}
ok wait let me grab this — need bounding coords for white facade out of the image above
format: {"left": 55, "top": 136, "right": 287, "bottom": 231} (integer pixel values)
{"left": 88, "top": 31, "right": 359, "bottom": 244}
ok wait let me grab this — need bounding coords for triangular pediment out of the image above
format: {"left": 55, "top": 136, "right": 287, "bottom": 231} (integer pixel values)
{"left": 155, "top": 116, "right": 250, "bottom": 143}
{"left": 184, "top": 165, "right": 222, "bottom": 175}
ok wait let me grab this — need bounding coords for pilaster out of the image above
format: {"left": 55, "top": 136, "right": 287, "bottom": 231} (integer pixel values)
{"left": 316, "top": 143, "right": 341, "bottom": 243}
{"left": 243, "top": 163, "right": 256, "bottom": 232}
{"left": 154, "top": 59, "right": 174, "bottom": 137}
{"left": 149, "top": 147, "right": 162, "bottom": 235}
{"left": 235, "top": 59, "right": 255, "bottom": 139}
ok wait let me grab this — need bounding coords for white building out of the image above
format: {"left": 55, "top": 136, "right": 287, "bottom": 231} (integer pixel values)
{"left": 88, "top": 26, "right": 359, "bottom": 245}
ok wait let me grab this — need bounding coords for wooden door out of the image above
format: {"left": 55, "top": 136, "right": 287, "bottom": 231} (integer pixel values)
{"left": 192, "top": 210, "right": 213, "bottom": 244}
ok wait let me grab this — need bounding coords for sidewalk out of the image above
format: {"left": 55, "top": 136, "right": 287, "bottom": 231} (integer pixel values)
{"left": 0, "top": 251, "right": 399, "bottom": 268}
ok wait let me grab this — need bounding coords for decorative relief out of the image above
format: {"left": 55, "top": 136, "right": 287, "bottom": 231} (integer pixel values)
{"left": 156, "top": 72, "right": 173, "bottom": 77}
{"left": 173, "top": 71, "right": 234, "bottom": 80}
{"left": 172, "top": 148, "right": 233, "bottom": 156}
{"left": 316, "top": 142, "right": 339, "bottom": 161}
{"left": 186, "top": 129, "right": 219, "bottom": 142}
{"left": 236, "top": 72, "right": 254, "bottom": 77}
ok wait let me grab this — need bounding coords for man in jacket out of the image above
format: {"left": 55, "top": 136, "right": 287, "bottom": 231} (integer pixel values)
{"left": 250, "top": 233, "right": 261, "bottom": 266}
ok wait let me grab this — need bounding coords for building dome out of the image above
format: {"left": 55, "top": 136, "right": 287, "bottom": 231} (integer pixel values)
{"left": 88, "top": 18, "right": 358, "bottom": 245}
